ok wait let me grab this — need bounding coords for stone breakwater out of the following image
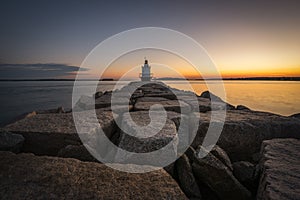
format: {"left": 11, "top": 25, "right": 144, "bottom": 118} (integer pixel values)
{"left": 0, "top": 81, "right": 300, "bottom": 200}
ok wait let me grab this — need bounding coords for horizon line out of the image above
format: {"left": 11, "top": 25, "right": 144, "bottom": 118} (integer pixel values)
{"left": 0, "top": 76, "right": 300, "bottom": 81}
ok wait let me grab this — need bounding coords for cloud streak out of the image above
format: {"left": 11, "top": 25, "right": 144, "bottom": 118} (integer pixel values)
{"left": 0, "top": 63, "right": 89, "bottom": 79}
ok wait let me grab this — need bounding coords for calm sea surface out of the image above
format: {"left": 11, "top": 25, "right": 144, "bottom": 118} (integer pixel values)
{"left": 0, "top": 80, "right": 299, "bottom": 126}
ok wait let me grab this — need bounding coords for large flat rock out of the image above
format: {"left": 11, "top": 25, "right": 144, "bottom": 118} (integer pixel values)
{"left": 135, "top": 94, "right": 232, "bottom": 114}
{"left": 134, "top": 82, "right": 177, "bottom": 100}
{"left": 134, "top": 100, "right": 191, "bottom": 114}
{"left": 118, "top": 111, "right": 178, "bottom": 153}
{"left": 5, "top": 113, "right": 76, "bottom": 134}
{"left": 4, "top": 110, "right": 116, "bottom": 156}
{"left": 114, "top": 111, "right": 179, "bottom": 166}
{"left": 179, "top": 96, "right": 211, "bottom": 113}
{"left": 96, "top": 92, "right": 132, "bottom": 109}
{"left": 4, "top": 113, "right": 79, "bottom": 155}
{"left": 75, "top": 92, "right": 132, "bottom": 111}
{"left": 257, "top": 138, "right": 300, "bottom": 200}
{"left": 192, "top": 110, "right": 300, "bottom": 161}
{"left": 135, "top": 96, "right": 170, "bottom": 102}
{"left": 0, "top": 151, "right": 187, "bottom": 200}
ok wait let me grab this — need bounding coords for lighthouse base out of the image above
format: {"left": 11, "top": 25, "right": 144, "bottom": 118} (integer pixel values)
{"left": 141, "top": 77, "right": 151, "bottom": 81}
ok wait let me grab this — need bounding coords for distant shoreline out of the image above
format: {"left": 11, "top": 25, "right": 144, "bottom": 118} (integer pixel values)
{"left": 0, "top": 78, "right": 111, "bottom": 82}
{"left": 157, "top": 77, "right": 300, "bottom": 81}
{"left": 1, "top": 77, "right": 300, "bottom": 81}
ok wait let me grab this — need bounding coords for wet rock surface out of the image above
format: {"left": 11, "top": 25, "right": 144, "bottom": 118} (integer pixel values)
{"left": 0, "top": 151, "right": 187, "bottom": 200}
{"left": 257, "top": 138, "right": 300, "bottom": 200}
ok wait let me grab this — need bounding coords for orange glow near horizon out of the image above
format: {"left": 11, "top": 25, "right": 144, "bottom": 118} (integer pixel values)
{"left": 218, "top": 65, "right": 300, "bottom": 79}
{"left": 73, "top": 48, "right": 300, "bottom": 80}
{"left": 71, "top": 65, "right": 300, "bottom": 79}
{"left": 98, "top": 65, "right": 300, "bottom": 80}
{"left": 75, "top": 63, "right": 300, "bottom": 80}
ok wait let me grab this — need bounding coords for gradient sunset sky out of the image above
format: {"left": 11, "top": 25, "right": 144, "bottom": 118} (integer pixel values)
{"left": 1, "top": 0, "right": 300, "bottom": 79}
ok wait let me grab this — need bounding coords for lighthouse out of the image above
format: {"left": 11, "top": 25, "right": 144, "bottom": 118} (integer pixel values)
{"left": 140, "top": 59, "right": 153, "bottom": 81}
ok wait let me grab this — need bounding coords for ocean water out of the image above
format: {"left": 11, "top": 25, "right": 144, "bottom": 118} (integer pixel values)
{"left": 0, "top": 80, "right": 299, "bottom": 126}
{"left": 166, "top": 80, "right": 300, "bottom": 116}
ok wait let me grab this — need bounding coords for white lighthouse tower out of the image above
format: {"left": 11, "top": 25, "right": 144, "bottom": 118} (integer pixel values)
{"left": 140, "top": 58, "right": 153, "bottom": 81}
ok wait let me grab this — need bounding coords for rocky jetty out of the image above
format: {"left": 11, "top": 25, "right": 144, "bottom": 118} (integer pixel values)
{"left": 1, "top": 81, "right": 300, "bottom": 199}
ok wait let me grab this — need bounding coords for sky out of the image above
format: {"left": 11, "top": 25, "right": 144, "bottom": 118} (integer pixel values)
{"left": 0, "top": 0, "right": 300, "bottom": 79}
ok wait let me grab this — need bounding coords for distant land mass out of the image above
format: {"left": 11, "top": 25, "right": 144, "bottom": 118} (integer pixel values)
{"left": 0, "top": 77, "right": 300, "bottom": 81}
{"left": 0, "top": 78, "right": 113, "bottom": 81}
{"left": 156, "top": 77, "right": 300, "bottom": 81}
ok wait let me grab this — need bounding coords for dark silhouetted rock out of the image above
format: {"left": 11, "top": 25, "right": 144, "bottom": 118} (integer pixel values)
{"left": 232, "top": 161, "right": 257, "bottom": 192}
{"left": 290, "top": 113, "right": 300, "bottom": 119}
{"left": 191, "top": 146, "right": 251, "bottom": 200}
{"left": 0, "top": 130, "right": 24, "bottom": 153}
{"left": 257, "top": 138, "right": 300, "bottom": 200}
{"left": 199, "top": 91, "right": 235, "bottom": 110}
{"left": 236, "top": 105, "right": 251, "bottom": 111}
{"left": 0, "top": 152, "right": 187, "bottom": 200}
{"left": 184, "top": 146, "right": 197, "bottom": 162}
{"left": 200, "top": 91, "right": 223, "bottom": 102}
{"left": 56, "top": 106, "right": 65, "bottom": 113}
{"left": 211, "top": 145, "right": 233, "bottom": 171}
{"left": 94, "top": 91, "right": 103, "bottom": 98}
{"left": 164, "top": 162, "right": 177, "bottom": 180}
{"left": 176, "top": 154, "right": 201, "bottom": 198}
